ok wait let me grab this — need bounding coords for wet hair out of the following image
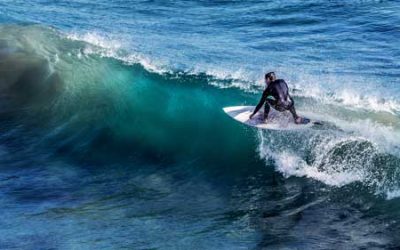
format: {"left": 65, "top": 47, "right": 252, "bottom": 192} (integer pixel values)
{"left": 265, "top": 72, "right": 276, "bottom": 81}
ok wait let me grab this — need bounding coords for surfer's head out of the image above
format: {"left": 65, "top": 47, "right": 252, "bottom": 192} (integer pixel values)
{"left": 265, "top": 72, "right": 276, "bottom": 85}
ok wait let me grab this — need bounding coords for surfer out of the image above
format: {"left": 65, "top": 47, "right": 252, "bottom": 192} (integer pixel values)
{"left": 249, "top": 72, "right": 305, "bottom": 124}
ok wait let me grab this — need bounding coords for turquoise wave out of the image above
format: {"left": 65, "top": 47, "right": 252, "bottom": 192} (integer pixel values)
{"left": 0, "top": 24, "right": 260, "bottom": 170}
{"left": 1, "top": 24, "right": 399, "bottom": 198}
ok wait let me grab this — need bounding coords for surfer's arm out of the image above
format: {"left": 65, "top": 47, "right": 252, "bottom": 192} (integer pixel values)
{"left": 250, "top": 90, "right": 267, "bottom": 119}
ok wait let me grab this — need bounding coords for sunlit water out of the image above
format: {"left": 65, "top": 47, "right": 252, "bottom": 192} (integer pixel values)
{"left": 0, "top": 1, "right": 399, "bottom": 249}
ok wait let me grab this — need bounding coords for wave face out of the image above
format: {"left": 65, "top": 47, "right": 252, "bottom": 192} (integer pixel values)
{"left": 0, "top": 0, "right": 400, "bottom": 248}
{"left": 1, "top": 24, "right": 399, "bottom": 194}
{"left": 0, "top": 25, "right": 260, "bottom": 167}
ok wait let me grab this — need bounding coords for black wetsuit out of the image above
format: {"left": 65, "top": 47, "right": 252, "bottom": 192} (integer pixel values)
{"left": 252, "top": 79, "right": 298, "bottom": 120}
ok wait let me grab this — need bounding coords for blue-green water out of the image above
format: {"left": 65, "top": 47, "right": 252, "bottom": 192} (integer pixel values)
{"left": 0, "top": 1, "right": 400, "bottom": 249}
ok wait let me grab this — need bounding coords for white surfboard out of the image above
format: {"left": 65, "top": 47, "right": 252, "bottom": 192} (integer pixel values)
{"left": 223, "top": 106, "right": 320, "bottom": 130}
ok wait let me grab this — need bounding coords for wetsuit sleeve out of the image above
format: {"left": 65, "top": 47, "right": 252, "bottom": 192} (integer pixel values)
{"left": 252, "top": 90, "right": 268, "bottom": 115}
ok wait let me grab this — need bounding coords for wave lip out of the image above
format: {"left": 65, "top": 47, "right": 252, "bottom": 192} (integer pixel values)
{"left": 65, "top": 31, "right": 172, "bottom": 74}
{"left": 64, "top": 29, "right": 400, "bottom": 117}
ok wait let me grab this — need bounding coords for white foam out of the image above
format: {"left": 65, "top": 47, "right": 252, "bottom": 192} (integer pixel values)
{"left": 258, "top": 132, "right": 368, "bottom": 187}
{"left": 300, "top": 111, "right": 400, "bottom": 154}
{"left": 66, "top": 32, "right": 122, "bottom": 51}
{"left": 293, "top": 85, "right": 400, "bottom": 115}
{"left": 274, "top": 151, "right": 364, "bottom": 187}
{"left": 257, "top": 119, "right": 400, "bottom": 199}
{"left": 65, "top": 31, "right": 170, "bottom": 74}
{"left": 385, "top": 189, "right": 400, "bottom": 200}
{"left": 186, "top": 65, "right": 261, "bottom": 92}
{"left": 336, "top": 90, "right": 400, "bottom": 114}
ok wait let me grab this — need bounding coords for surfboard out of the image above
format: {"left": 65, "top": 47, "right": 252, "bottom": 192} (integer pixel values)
{"left": 223, "top": 106, "right": 320, "bottom": 130}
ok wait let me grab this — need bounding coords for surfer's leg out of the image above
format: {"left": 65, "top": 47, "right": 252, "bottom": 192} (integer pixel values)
{"left": 287, "top": 99, "right": 310, "bottom": 124}
{"left": 264, "top": 99, "right": 277, "bottom": 120}
{"left": 264, "top": 101, "right": 271, "bottom": 120}
{"left": 288, "top": 98, "right": 301, "bottom": 123}
{"left": 288, "top": 105, "right": 299, "bottom": 120}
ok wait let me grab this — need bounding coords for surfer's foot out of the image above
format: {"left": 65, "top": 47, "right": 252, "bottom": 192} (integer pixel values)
{"left": 295, "top": 117, "right": 310, "bottom": 124}
{"left": 295, "top": 117, "right": 302, "bottom": 124}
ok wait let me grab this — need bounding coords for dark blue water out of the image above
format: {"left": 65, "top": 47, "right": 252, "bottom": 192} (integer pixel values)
{"left": 0, "top": 1, "right": 400, "bottom": 249}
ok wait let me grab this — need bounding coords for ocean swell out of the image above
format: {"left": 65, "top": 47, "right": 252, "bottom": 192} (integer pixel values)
{"left": 0, "top": 24, "right": 259, "bottom": 170}
{"left": 1, "top": 24, "right": 400, "bottom": 199}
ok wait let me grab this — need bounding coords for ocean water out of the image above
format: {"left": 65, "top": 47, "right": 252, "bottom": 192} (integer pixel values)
{"left": 0, "top": 0, "right": 399, "bottom": 249}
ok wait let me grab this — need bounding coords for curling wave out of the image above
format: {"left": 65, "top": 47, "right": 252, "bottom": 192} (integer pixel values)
{"left": 1, "top": 24, "right": 400, "bottom": 199}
